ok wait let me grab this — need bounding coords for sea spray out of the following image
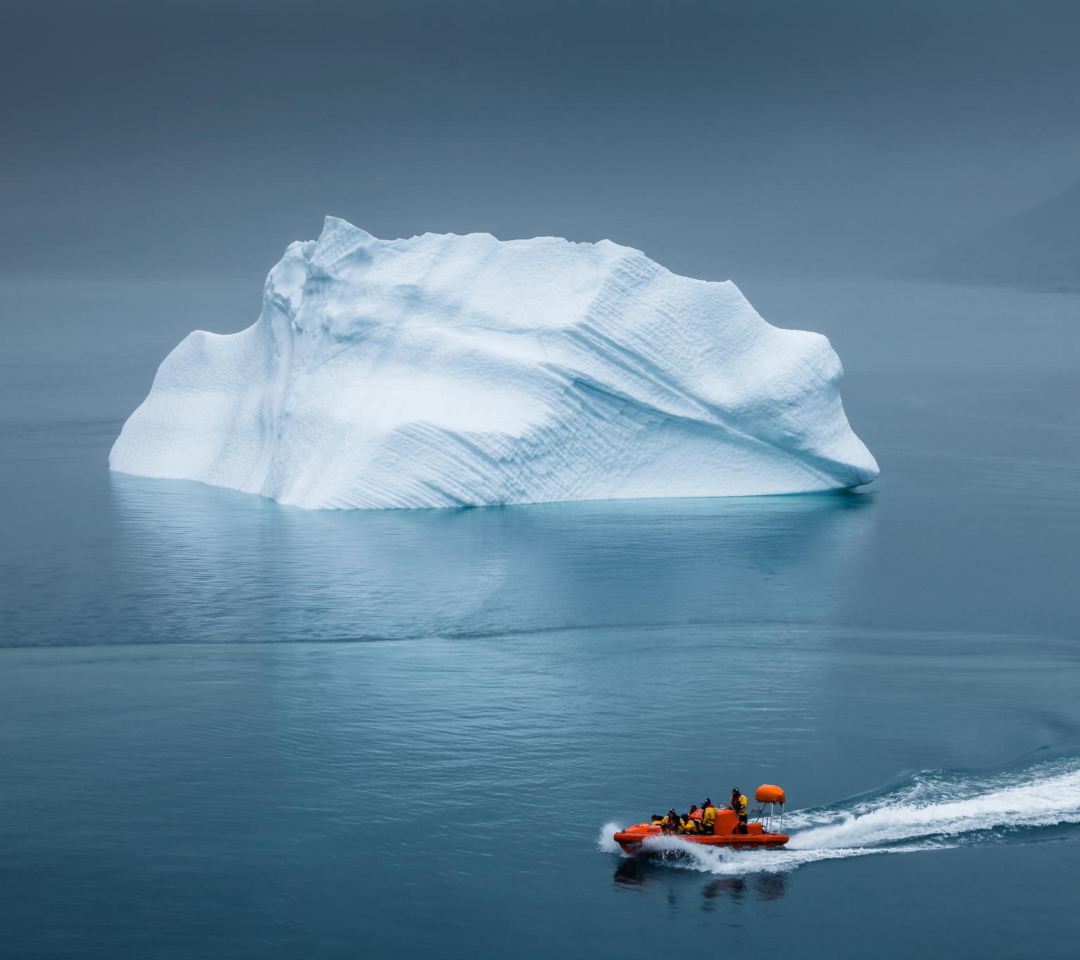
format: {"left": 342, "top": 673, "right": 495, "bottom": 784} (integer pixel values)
{"left": 597, "top": 822, "right": 626, "bottom": 855}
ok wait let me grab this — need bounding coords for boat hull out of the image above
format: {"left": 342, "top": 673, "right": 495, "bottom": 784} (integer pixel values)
{"left": 613, "top": 824, "right": 789, "bottom": 855}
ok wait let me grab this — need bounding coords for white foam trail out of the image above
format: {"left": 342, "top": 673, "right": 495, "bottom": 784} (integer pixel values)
{"left": 639, "top": 835, "right": 933, "bottom": 876}
{"left": 601, "top": 760, "right": 1080, "bottom": 877}
{"left": 788, "top": 762, "right": 1080, "bottom": 850}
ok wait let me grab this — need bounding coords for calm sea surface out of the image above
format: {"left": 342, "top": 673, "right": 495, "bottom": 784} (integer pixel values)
{"left": 1, "top": 279, "right": 1078, "bottom": 959}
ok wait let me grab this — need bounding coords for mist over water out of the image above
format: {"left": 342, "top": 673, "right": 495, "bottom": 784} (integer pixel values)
{"left": 4, "top": 2, "right": 1079, "bottom": 283}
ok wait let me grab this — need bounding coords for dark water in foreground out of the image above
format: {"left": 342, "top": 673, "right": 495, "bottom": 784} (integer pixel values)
{"left": 0, "top": 280, "right": 1078, "bottom": 959}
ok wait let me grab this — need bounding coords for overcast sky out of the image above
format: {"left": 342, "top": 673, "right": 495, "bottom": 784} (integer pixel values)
{"left": 3, "top": 0, "right": 1078, "bottom": 282}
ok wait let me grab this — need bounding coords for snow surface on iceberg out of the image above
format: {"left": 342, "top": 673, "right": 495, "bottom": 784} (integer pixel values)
{"left": 110, "top": 217, "right": 878, "bottom": 509}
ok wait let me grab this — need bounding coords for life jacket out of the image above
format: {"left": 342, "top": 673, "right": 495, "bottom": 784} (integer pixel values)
{"left": 732, "top": 795, "right": 747, "bottom": 815}
{"left": 702, "top": 804, "right": 717, "bottom": 823}
{"left": 680, "top": 818, "right": 698, "bottom": 834}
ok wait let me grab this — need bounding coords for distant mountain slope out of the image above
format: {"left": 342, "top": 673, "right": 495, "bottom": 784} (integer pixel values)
{"left": 916, "top": 182, "right": 1080, "bottom": 287}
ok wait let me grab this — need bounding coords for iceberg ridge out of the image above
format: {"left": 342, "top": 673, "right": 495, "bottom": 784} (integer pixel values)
{"left": 110, "top": 217, "right": 879, "bottom": 509}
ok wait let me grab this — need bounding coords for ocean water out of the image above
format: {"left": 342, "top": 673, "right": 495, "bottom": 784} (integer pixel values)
{"left": 0, "top": 279, "right": 1078, "bottom": 959}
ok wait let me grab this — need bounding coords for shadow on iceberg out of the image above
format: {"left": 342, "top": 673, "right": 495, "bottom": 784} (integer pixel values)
{"left": 107, "top": 474, "right": 875, "bottom": 645}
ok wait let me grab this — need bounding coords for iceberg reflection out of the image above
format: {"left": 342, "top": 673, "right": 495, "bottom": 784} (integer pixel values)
{"left": 108, "top": 475, "right": 875, "bottom": 645}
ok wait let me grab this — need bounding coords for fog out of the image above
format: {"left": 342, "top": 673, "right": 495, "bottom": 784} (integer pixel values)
{"left": 3, "top": 0, "right": 1078, "bottom": 283}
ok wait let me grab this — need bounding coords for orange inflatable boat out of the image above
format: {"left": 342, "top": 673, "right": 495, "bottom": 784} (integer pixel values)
{"left": 613, "top": 785, "right": 789, "bottom": 854}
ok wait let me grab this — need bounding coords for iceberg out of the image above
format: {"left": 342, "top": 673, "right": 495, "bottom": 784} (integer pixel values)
{"left": 110, "top": 218, "right": 878, "bottom": 509}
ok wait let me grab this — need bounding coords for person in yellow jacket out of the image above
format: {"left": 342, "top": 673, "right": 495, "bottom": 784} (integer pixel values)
{"left": 660, "top": 809, "right": 679, "bottom": 834}
{"left": 701, "top": 798, "right": 719, "bottom": 835}
{"left": 730, "top": 788, "right": 749, "bottom": 835}
{"left": 679, "top": 813, "right": 699, "bottom": 835}
{"left": 650, "top": 814, "right": 664, "bottom": 827}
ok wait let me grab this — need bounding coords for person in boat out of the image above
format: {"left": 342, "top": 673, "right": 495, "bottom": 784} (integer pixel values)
{"left": 701, "top": 798, "right": 719, "bottom": 835}
{"left": 731, "top": 788, "right": 749, "bottom": 835}
{"left": 651, "top": 814, "right": 664, "bottom": 827}
{"left": 661, "top": 809, "right": 679, "bottom": 834}
{"left": 679, "top": 812, "right": 700, "bottom": 835}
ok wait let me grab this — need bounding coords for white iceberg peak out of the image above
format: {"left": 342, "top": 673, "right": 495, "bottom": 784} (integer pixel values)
{"left": 110, "top": 219, "right": 878, "bottom": 509}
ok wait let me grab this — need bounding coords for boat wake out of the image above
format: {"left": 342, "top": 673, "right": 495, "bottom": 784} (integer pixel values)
{"left": 599, "top": 758, "right": 1080, "bottom": 877}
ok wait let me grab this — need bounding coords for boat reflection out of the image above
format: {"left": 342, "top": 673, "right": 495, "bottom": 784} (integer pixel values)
{"left": 613, "top": 857, "right": 788, "bottom": 905}
{"left": 703, "top": 874, "right": 787, "bottom": 903}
